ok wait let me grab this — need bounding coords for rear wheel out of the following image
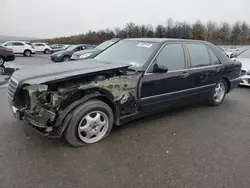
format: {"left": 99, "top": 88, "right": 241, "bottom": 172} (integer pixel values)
{"left": 64, "top": 99, "right": 114, "bottom": 147}
{"left": 208, "top": 79, "right": 227, "bottom": 106}
{"left": 0, "top": 57, "right": 4, "bottom": 66}
{"left": 44, "top": 49, "right": 50, "bottom": 54}
{"left": 23, "top": 50, "right": 32, "bottom": 57}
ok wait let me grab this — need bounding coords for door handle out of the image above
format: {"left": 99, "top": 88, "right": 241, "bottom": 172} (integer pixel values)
{"left": 180, "top": 72, "right": 190, "bottom": 78}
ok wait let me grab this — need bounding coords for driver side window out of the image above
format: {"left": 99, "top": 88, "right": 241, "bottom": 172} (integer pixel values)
{"left": 150, "top": 43, "right": 186, "bottom": 73}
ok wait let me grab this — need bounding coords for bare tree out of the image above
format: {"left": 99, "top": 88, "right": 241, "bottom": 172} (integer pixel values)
{"left": 126, "top": 22, "right": 136, "bottom": 38}
{"left": 240, "top": 22, "right": 249, "bottom": 44}
{"left": 230, "top": 21, "right": 242, "bottom": 44}
{"left": 155, "top": 25, "right": 166, "bottom": 38}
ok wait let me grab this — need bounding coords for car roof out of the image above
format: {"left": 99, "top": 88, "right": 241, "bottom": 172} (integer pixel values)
{"left": 123, "top": 38, "right": 207, "bottom": 44}
{"left": 4, "top": 41, "right": 28, "bottom": 43}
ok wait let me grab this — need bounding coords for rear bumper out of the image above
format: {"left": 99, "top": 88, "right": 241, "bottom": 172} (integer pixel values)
{"left": 229, "top": 77, "right": 241, "bottom": 91}
{"left": 5, "top": 55, "right": 15, "bottom": 62}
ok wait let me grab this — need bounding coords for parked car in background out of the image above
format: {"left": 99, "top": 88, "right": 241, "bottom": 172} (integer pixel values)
{"left": 71, "top": 38, "right": 120, "bottom": 60}
{"left": 51, "top": 44, "right": 95, "bottom": 62}
{"left": 50, "top": 45, "right": 71, "bottom": 54}
{"left": 234, "top": 48, "right": 250, "bottom": 86}
{"left": 32, "top": 43, "right": 52, "bottom": 54}
{"left": 1, "top": 41, "right": 36, "bottom": 57}
{"left": 0, "top": 46, "right": 15, "bottom": 75}
{"left": 8, "top": 38, "right": 241, "bottom": 146}
{"left": 51, "top": 44, "right": 65, "bottom": 49}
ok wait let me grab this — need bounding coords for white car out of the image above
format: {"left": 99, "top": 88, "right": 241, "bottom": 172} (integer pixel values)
{"left": 32, "top": 43, "right": 52, "bottom": 54}
{"left": 1, "top": 41, "right": 36, "bottom": 57}
{"left": 234, "top": 48, "right": 250, "bottom": 86}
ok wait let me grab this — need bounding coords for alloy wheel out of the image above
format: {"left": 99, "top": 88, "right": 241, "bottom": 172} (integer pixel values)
{"left": 0, "top": 57, "right": 4, "bottom": 66}
{"left": 214, "top": 82, "right": 226, "bottom": 103}
{"left": 78, "top": 111, "right": 109, "bottom": 144}
{"left": 0, "top": 67, "right": 5, "bottom": 75}
{"left": 25, "top": 51, "right": 31, "bottom": 56}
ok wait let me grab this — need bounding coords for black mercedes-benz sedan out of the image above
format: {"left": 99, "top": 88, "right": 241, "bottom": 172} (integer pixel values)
{"left": 8, "top": 38, "right": 241, "bottom": 147}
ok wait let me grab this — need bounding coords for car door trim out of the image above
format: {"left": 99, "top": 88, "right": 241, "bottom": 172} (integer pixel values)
{"left": 141, "top": 83, "right": 216, "bottom": 101}
{"left": 144, "top": 65, "right": 223, "bottom": 76}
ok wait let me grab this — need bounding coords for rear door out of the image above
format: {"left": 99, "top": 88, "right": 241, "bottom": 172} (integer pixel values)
{"left": 185, "top": 43, "right": 222, "bottom": 97}
{"left": 12, "top": 42, "right": 25, "bottom": 53}
{"left": 140, "top": 43, "right": 193, "bottom": 111}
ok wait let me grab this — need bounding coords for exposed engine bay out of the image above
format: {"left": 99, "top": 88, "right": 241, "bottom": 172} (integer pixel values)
{"left": 16, "top": 70, "right": 142, "bottom": 134}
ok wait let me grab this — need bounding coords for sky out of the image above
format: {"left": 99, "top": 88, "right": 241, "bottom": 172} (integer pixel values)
{"left": 0, "top": 0, "right": 249, "bottom": 38}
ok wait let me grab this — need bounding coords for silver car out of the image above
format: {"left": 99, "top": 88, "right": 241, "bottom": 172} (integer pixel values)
{"left": 234, "top": 48, "right": 250, "bottom": 86}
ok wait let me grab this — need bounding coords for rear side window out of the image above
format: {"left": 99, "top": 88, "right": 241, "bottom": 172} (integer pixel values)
{"left": 186, "top": 43, "right": 211, "bottom": 68}
{"left": 25, "top": 42, "right": 32, "bottom": 46}
{"left": 209, "top": 49, "right": 221, "bottom": 65}
{"left": 12, "top": 42, "right": 25, "bottom": 46}
{"left": 153, "top": 43, "right": 185, "bottom": 72}
{"left": 33, "top": 43, "right": 44, "bottom": 46}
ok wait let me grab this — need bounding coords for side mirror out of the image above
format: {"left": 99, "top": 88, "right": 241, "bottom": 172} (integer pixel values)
{"left": 153, "top": 64, "right": 168, "bottom": 73}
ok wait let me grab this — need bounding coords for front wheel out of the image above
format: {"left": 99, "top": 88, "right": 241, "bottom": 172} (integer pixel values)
{"left": 62, "top": 56, "right": 70, "bottom": 62}
{"left": 64, "top": 99, "right": 114, "bottom": 147}
{"left": 208, "top": 80, "right": 227, "bottom": 106}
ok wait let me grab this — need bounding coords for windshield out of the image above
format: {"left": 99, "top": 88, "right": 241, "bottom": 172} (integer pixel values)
{"left": 95, "top": 40, "right": 116, "bottom": 50}
{"left": 237, "top": 49, "right": 250, "bottom": 58}
{"left": 94, "top": 40, "right": 159, "bottom": 68}
{"left": 65, "top": 46, "right": 76, "bottom": 51}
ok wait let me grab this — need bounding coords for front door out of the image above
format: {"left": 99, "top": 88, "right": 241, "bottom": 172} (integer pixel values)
{"left": 4, "top": 42, "right": 15, "bottom": 53}
{"left": 140, "top": 43, "right": 193, "bottom": 112}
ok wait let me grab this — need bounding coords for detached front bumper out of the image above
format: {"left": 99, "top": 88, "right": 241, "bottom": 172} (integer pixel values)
{"left": 240, "top": 75, "right": 250, "bottom": 86}
{"left": 8, "top": 100, "right": 63, "bottom": 138}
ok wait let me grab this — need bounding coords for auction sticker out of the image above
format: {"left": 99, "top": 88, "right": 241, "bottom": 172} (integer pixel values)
{"left": 137, "top": 43, "right": 152, "bottom": 48}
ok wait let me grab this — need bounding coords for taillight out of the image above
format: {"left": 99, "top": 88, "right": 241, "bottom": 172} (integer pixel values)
{"left": 7, "top": 50, "right": 13, "bottom": 54}
{"left": 32, "top": 46, "right": 35, "bottom": 49}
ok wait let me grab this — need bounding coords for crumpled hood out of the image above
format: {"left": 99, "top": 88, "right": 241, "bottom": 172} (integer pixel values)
{"left": 236, "top": 58, "right": 250, "bottom": 71}
{"left": 12, "top": 59, "right": 130, "bottom": 85}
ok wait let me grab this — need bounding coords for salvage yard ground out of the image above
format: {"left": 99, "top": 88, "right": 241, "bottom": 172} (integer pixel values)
{"left": 0, "top": 55, "right": 250, "bottom": 188}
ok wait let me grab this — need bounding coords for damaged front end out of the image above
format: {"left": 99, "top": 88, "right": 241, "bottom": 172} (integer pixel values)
{"left": 9, "top": 70, "right": 143, "bottom": 137}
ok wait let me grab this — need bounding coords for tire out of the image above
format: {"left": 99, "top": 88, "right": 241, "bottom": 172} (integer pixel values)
{"left": 0, "top": 66, "right": 5, "bottom": 75}
{"left": 23, "top": 50, "right": 32, "bottom": 57}
{"left": 0, "top": 57, "right": 4, "bottom": 66}
{"left": 208, "top": 79, "right": 227, "bottom": 106}
{"left": 62, "top": 56, "right": 70, "bottom": 62}
{"left": 44, "top": 49, "right": 50, "bottom": 54}
{"left": 64, "top": 99, "right": 114, "bottom": 147}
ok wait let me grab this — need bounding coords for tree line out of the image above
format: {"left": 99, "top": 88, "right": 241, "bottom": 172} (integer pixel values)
{"left": 42, "top": 19, "right": 250, "bottom": 45}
